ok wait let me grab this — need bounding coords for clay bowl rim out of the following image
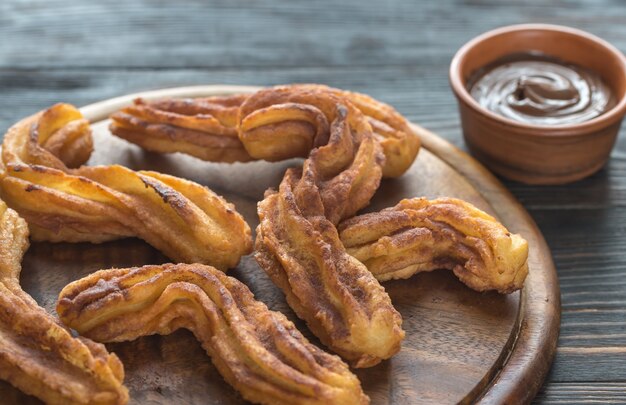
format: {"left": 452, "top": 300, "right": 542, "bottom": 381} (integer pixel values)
{"left": 449, "top": 23, "right": 626, "bottom": 137}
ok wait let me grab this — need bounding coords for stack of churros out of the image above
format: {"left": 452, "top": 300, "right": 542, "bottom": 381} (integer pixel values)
{"left": 0, "top": 84, "right": 528, "bottom": 404}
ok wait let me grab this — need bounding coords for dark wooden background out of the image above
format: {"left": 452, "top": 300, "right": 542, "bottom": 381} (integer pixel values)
{"left": 1, "top": 0, "right": 625, "bottom": 402}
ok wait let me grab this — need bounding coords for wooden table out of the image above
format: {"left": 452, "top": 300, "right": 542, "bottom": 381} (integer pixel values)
{"left": 1, "top": 1, "right": 624, "bottom": 402}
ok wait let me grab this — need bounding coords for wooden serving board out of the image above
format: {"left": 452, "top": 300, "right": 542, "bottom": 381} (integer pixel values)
{"left": 1, "top": 86, "right": 560, "bottom": 405}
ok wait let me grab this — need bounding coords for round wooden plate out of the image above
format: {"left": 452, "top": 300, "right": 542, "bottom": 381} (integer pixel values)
{"left": 1, "top": 86, "right": 560, "bottom": 405}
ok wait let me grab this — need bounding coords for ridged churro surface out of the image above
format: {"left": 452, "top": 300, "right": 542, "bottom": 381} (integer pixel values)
{"left": 339, "top": 198, "right": 529, "bottom": 293}
{"left": 0, "top": 103, "right": 252, "bottom": 269}
{"left": 57, "top": 264, "right": 369, "bottom": 405}
{"left": 0, "top": 200, "right": 128, "bottom": 405}
{"left": 110, "top": 84, "right": 421, "bottom": 178}
{"left": 244, "top": 86, "right": 406, "bottom": 367}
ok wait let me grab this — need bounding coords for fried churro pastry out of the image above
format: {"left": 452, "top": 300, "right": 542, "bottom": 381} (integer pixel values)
{"left": 296, "top": 85, "right": 421, "bottom": 178}
{"left": 56, "top": 264, "right": 369, "bottom": 405}
{"left": 247, "top": 87, "right": 404, "bottom": 368}
{"left": 0, "top": 103, "right": 252, "bottom": 269}
{"left": 110, "top": 84, "right": 420, "bottom": 177}
{"left": 110, "top": 95, "right": 252, "bottom": 163}
{"left": 0, "top": 200, "right": 128, "bottom": 405}
{"left": 339, "top": 198, "right": 529, "bottom": 293}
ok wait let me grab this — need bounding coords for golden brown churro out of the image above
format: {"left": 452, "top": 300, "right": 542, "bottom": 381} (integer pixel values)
{"left": 110, "top": 84, "right": 420, "bottom": 178}
{"left": 110, "top": 95, "right": 252, "bottom": 163}
{"left": 0, "top": 103, "right": 252, "bottom": 269}
{"left": 0, "top": 200, "right": 128, "bottom": 405}
{"left": 244, "top": 87, "right": 405, "bottom": 367}
{"left": 57, "top": 264, "right": 369, "bottom": 405}
{"left": 339, "top": 198, "right": 529, "bottom": 293}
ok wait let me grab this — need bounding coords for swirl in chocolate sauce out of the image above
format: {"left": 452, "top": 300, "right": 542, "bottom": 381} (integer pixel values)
{"left": 468, "top": 53, "right": 615, "bottom": 125}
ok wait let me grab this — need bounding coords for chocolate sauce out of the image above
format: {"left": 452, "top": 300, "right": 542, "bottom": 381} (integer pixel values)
{"left": 467, "top": 53, "right": 615, "bottom": 125}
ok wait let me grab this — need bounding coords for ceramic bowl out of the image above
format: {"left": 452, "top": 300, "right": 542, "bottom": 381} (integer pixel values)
{"left": 450, "top": 24, "right": 626, "bottom": 184}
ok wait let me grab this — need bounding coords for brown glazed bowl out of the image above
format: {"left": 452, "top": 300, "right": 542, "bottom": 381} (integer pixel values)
{"left": 450, "top": 24, "right": 626, "bottom": 184}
